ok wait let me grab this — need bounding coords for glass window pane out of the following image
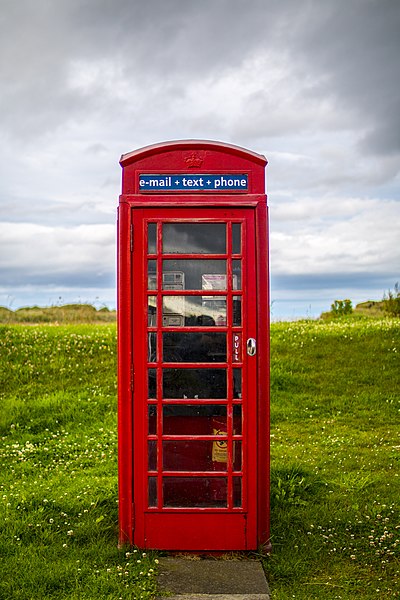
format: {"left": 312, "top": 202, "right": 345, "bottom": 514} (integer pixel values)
{"left": 163, "top": 368, "right": 227, "bottom": 399}
{"left": 163, "top": 332, "right": 227, "bottom": 362}
{"left": 163, "top": 260, "right": 226, "bottom": 291}
{"left": 148, "top": 260, "right": 157, "bottom": 290}
{"left": 163, "top": 296, "right": 226, "bottom": 327}
{"left": 163, "top": 405, "right": 227, "bottom": 435}
{"left": 233, "top": 369, "right": 242, "bottom": 399}
{"left": 148, "top": 223, "right": 157, "bottom": 254}
{"left": 163, "top": 223, "right": 226, "bottom": 254}
{"left": 148, "top": 296, "right": 157, "bottom": 326}
{"left": 233, "top": 477, "right": 242, "bottom": 507}
{"left": 233, "top": 405, "right": 242, "bottom": 435}
{"left": 148, "top": 477, "right": 157, "bottom": 507}
{"left": 148, "top": 369, "right": 156, "bottom": 399}
{"left": 232, "top": 260, "right": 242, "bottom": 290}
{"left": 163, "top": 441, "right": 225, "bottom": 471}
{"left": 162, "top": 295, "right": 186, "bottom": 325}
{"left": 232, "top": 224, "right": 241, "bottom": 254}
{"left": 148, "top": 333, "right": 157, "bottom": 362}
{"left": 233, "top": 296, "right": 242, "bottom": 326}
{"left": 233, "top": 441, "right": 242, "bottom": 471}
{"left": 148, "top": 441, "right": 157, "bottom": 471}
{"left": 163, "top": 477, "right": 227, "bottom": 507}
{"left": 148, "top": 405, "right": 157, "bottom": 435}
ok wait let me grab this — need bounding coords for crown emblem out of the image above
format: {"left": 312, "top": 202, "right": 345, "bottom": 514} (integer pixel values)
{"left": 183, "top": 152, "right": 204, "bottom": 168}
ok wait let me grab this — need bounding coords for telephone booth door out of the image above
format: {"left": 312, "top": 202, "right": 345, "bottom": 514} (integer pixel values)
{"left": 132, "top": 207, "right": 258, "bottom": 550}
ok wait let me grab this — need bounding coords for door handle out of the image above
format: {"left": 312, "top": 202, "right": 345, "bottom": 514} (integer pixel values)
{"left": 247, "top": 338, "right": 257, "bottom": 356}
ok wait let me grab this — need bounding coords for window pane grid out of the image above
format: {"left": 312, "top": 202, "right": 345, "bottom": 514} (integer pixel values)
{"left": 145, "top": 219, "right": 245, "bottom": 511}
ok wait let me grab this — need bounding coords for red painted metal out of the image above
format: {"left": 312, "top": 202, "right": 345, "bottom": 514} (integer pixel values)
{"left": 117, "top": 140, "right": 269, "bottom": 551}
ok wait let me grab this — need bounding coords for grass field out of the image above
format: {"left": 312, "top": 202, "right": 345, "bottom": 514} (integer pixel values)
{"left": 0, "top": 316, "right": 399, "bottom": 599}
{"left": 266, "top": 318, "right": 399, "bottom": 598}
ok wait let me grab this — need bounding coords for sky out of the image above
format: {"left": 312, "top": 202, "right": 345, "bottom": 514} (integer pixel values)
{"left": 0, "top": 0, "right": 399, "bottom": 320}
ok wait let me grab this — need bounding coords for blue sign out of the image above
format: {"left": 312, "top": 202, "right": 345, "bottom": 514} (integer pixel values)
{"left": 139, "top": 174, "right": 248, "bottom": 192}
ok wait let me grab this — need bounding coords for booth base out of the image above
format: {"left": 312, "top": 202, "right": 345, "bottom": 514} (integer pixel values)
{"left": 141, "top": 512, "right": 251, "bottom": 551}
{"left": 156, "top": 557, "right": 270, "bottom": 599}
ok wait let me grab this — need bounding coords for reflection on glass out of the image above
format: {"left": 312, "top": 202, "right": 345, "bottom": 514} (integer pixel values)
{"left": 163, "top": 224, "right": 226, "bottom": 254}
{"left": 163, "top": 441, "right": 225, "bottom": 471}
{"left": 148, "top": 260, "right": 157, "bottom": 290}
{"left": 163, "top": 368, "right": 227, "bottom": 399}
{"left": 233, "top": 477, "right": 242, "bottom": 507}
{"left": 148, "top": 441, "right": 157, "bottom": 470}
{"left": 232, "top": 224, "right": 241, "bottom": 254}
{"left": 148, "top": 296, "right": 157, "bottom": 326}
{"left": 232, "top": 260, "right": 242, "bottom": 289}
{"left": 233, "top": 369, "right": 242, "bottom": 399}
{"left": 233, "top": 296, "right": 242, "bottom": 326}
{"left": 163, "top": 477, "right": 227, "bottom": 507}
{"left": 163, "top": 295, "right": 185, "bottom": 316}
{"left": 163, "top": 405, "right": 227, "bottom": 435}
{"left": 148, "top": 333, "right": 156, "bottom": 362}
{"left": 233, "top": 405, "right": 242, "bottom": 435}
{"left": 148, "top": 223, "right": 157, "bottom": 254}
{"left": 163, "top": 332, "right": 227, "bottom": 362}
{"left": 148, "top": 405, "right": 157, "bottom": 435}
{"left": 148, "top": 477, "right": 157, "bottom": 507}
{"left": 148, "top": 369, "right": 156, "bottom": 398}
{"left": 163, "top": 296, "right": 226, "bottom": 327}
{"left": 163, "top": 260, "right": 226, "bottom": 290}
{"left": 201, "top": 298, "right": 227, "bottom": 326}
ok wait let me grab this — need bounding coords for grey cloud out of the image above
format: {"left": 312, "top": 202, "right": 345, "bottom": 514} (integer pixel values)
{"left": 0, "top": 266, "right": 114, "bottom": 289}
{"left": 0, "top": 222, "right": 115, "bottom": 286}
{"left": 0, "top": 0, "right": 399, "bottom": 316}
{"left": 271, "top": 271, "right": 396, "bottom": 293}
{"left": 2, "top": 0, "right": 399, "bottom": 157}
{"left": 290, "top": 0, "right": 400, "bottom": 156}
{"left": 360, "top": 111, "right": 400, "bottom": 157}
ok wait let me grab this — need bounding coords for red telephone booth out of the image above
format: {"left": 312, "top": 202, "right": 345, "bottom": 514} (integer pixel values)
{"left": 117, "top": 140, "right": 270, "bottom": 551}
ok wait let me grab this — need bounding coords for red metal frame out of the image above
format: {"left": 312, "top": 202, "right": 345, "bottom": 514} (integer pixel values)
{"left": 132, "top": 208, "right": 256, "bottom": 550}
{"left": 117, "top": 140, "right": 269, "bottom": 551}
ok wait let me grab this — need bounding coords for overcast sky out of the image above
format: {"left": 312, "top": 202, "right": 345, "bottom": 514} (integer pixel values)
{"left": 1, "top": 0, "right": 399, "bottom": 319}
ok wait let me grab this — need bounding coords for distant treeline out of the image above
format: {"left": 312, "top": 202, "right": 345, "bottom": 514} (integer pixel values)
{"left": 0, "top": 304, "right": 116, "bottom": 324}
{"left": 321, "top": 284, "right": 400, "bottom": 319}
{"left": 2, "top": 287, "right": 399, "bottom": 325}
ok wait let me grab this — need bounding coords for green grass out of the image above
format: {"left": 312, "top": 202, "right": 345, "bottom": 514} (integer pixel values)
{"left": 0, "top": 324, "right": 157, "bottom": 599}
{"left": 266, "top": 317, "right": 400, "bottom": 599}
{"left": 1, "top": 317, "right": 399, "bottom": 598}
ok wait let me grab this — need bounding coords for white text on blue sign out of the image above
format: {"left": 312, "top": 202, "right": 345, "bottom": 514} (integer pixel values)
{"left": 139, "top": 174, "right": 248, "bottom": 192}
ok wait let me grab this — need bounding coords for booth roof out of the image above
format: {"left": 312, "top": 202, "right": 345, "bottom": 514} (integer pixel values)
{"left": 119, "top": 139, "right": 267, "bottom": 167}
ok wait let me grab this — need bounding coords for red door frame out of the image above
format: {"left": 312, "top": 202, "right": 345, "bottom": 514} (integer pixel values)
{"left": 117, "top": 140, "right": 270, "bottom": 550}
{"left": 131, "top": 208, "right": 257, "bottom": 550}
